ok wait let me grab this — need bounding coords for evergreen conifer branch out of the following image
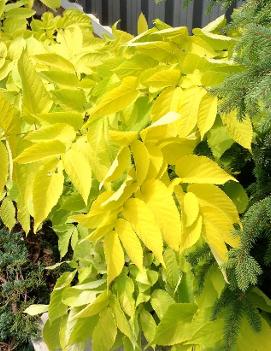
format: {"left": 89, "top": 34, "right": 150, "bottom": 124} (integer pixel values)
{"left": 214, "top": 0, "right": 271, "bottom": 120}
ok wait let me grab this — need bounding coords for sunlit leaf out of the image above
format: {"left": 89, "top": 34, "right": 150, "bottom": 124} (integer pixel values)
{"left": 183, "top": 192, "right": 200, "bottom": 227}
{"left": 24, "top": 304, "right": 49, "bottom": 316}
{"left": 14, "top": 140, "right": 66, "bottom": 164}
{"left": 137, "top": 12, "right": 148, "bottom": 34}
{"left": 18, "top": 51, "right": 53, "bottom": 115}
{"left": 197, "top": 93, "right": 217, "bottom": 138}
{"left": 0, "top": 141, "right": 8, "bottom": 194}
{"left": 0, "top": 197, "right": 16, "bottom": 231}
{"left": 72, "top": 291, "right": 109, "bottom": 319}
{"left": 140, "top": 179, "right": 182, "bottom": 251}
{"left": 63, "top": 143, "right": 92, "bottom": 205}
{"left": 90, "top": 77, "right": 139, "bottom": 119}
{"left": 130, "top": 140, "right": 149, "bottom": 185}
{"left": 104, "top": 231, "right": 125, "bottom": 286}
{"left": 40, "top": 0, "right": 61, "bottom": 10}
{"left": 115, "top": 218, "right": 144, "bottom": 271}
{"left": 92, "top": 307, "right": 117, "bottom": 351}
{"left": 176, "top": 155, "right": 236, "bottom": 184}
{"left": 32, "top": 160, "right": 64, "bottom": 232}
{"left": 123, "top": 198, "right": 164, "bottom": 265}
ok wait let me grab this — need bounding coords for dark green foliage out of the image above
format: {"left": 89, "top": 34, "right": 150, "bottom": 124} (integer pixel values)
{"left": 214, "top": 0, "right": 271, "bottom": 120}
{"left": 213, "top": 0, "right": 271, "bottom": 288}
{"left": 212, "top": 287, "right": 261, "bottom": 351}
{"left": 226, "top": 196, "right": 271, "bottom": 292}
{"left": 186, "top": 244, "right": 215, "bottom": 295}
{"left": 230, "top": 0, "right": 271, "bottom": 28}
{"left": 207, "top": 152, "right": 271, "bottom": 350}
{"left": 185, "top": 243, "right": 211, "bottom": 266}
{"left": 251, "top": 133, "right": 271, "bottom": 201}
{"left": 222, "top": 112, "right": 271, "bottom": 296}
{"left": 0, "top": 230, "right": 49, "bottom": 350}
{"left": 211, "top": 195, "right": 271, "bottom": 349}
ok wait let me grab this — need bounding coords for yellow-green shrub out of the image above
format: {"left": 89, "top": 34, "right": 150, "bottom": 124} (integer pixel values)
{"left": 0, "top": 4, "right": 264, "bottom": 350}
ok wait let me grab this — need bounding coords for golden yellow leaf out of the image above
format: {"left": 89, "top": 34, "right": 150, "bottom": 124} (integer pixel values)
{"left": 104, "top": 231, "right": 125, "bottom": 286}
{"left": 151, "top": 87, "right": 183, "bottom": 121}
{"left": 160, "top": 137, "right": 197, "bottom": 165}
{"left": 176, "top": 155, "right": 236, "bottom": 184}
{"left": 100, "top": 180, "right": 137, "bottom": 210}
{"left": 0, "top": 197, "right": 16, "bottom": 231}
{"left": 197, "top": 93, "right": 217, "bottom": 138}
{"left": 145, "top": 144, "right": 164, "bottom": 179}
{"left": 101, "top": 147, "right": 131, "bottom": 188}
{"left": 109, "top": 130, "right": 138, "bottom": 146}
{"left": 180, "top": 216, "right": 202, "bottom": 252}
{"left": 17, "top": 199, "right": 30, "bottom": 234}
{"left": 0, "top": 141, "right": 8, "bottom": 194}
{"left": 32, "top": 160, "right": 64, "bottom": 232}
{"left": 72, "top": 291, "right": 109, "bottom": 319}
{"left": 88, "top": 222, "right": 117, "bottom": 243}
{"left": 144, "top": 69, "right": 180, "bottom": 89}
{"left": 18, "top": 51, "right": 53, "bottom": 115}
{"left": 0, "top": 93, "right": 18, "bottom": 135}
{"left": 141, "top": 112, "right": 180, "bottom": 142}
{"left": 123, "top": 198, "right": 164, "bottom": 265}
{"left": 140, "top": 180, "right": 181, "bottom": 251}
{"left": 13, "top": 163, "right": 37, "bottom": 220}
{"left": 177, "top": 87, "right": 206, "bottom": 137}
{"left": 137, "top": 12, "right": 148, "bottom": 34}
{"left": 36, "top": 111, "right": 84, "bottom": 130}
{"left": 183, "top": 192, "right": 200, "bottom": 227}
{"left": 25, "top": 123, "right": 76, "bottom": 144}
{"left": 202, "top": 206, "right": 239, "bottom": 265}
{"left": 188, "top": 184, "right": 239, "bottom": 224}
{"left": 90, "top": 77, "right": 139, "bottom": 118}
{"left": 130, "top": 140, "right": 149, "bottom": 185}
{"left": 14, "top": 140, "right": 66, "bottom": 164}
{"left": 63, "top": 144, "right": 92, "bottom": 205}
{"left": 87, "top": 119, "right": 114, "bottom": 182}
{"left": 115, "top": 218, "right": 144, "bottom": 271}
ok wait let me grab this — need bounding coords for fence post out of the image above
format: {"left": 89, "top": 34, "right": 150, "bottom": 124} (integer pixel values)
{"left": 101, "top": 0, "right": 109, "bottom": 24}
{"left": 192, "top": 0, "right": 203, "bottom": 28}
{"left": 165, "top": 0, "right": 174, "bottom": 26}
{"left": 141, "top": 0, "right": 149, "bottom": 25}
{"left": 119, "top": 0, "right": 128, "bottom": 30}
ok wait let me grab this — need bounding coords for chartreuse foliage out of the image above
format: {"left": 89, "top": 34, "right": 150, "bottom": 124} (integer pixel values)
{"left": 0, "top": 3, "right": 268, "bottom": 350}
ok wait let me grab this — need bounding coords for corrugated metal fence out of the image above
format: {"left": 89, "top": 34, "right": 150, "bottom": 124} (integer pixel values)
{"left": 75, "top": 0, "right": 243, "bottom": 34}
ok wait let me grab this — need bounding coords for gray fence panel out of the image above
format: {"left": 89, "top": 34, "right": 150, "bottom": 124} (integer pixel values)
{"left": 201, "top": 0, "right": 211, "bottom": 27}
{"left": 186, "top": 0, "right": 194, "bottom": 29}
{"left": 180, "top": 0, "right": 188, "bottom": 26}
{"left": 89, "top": 0, "right": 102, "bottom": 19}
{"left": 108, "top": 0, "right": 120, "bottom": 24}
{"left": 126, "top": 0, "right": 141, "bottom": 35}
{"left": 148, "top": 0, "right": 166, "bottom": 24}
{"left": 209, "top": 4, "right": 221, "bottom": 21}
{"left": 177, "top": 0, "right": 186, "bottom": 27}
{"left": 78, "top": 0, "right": 242, "bottom": 35}
{"left": 166, "top": 0, "right": 194, "bottom": 29}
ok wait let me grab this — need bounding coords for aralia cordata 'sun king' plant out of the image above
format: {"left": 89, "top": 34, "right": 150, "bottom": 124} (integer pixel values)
{"left": 0, "top": 0, "right": 270, "bottom": 350}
